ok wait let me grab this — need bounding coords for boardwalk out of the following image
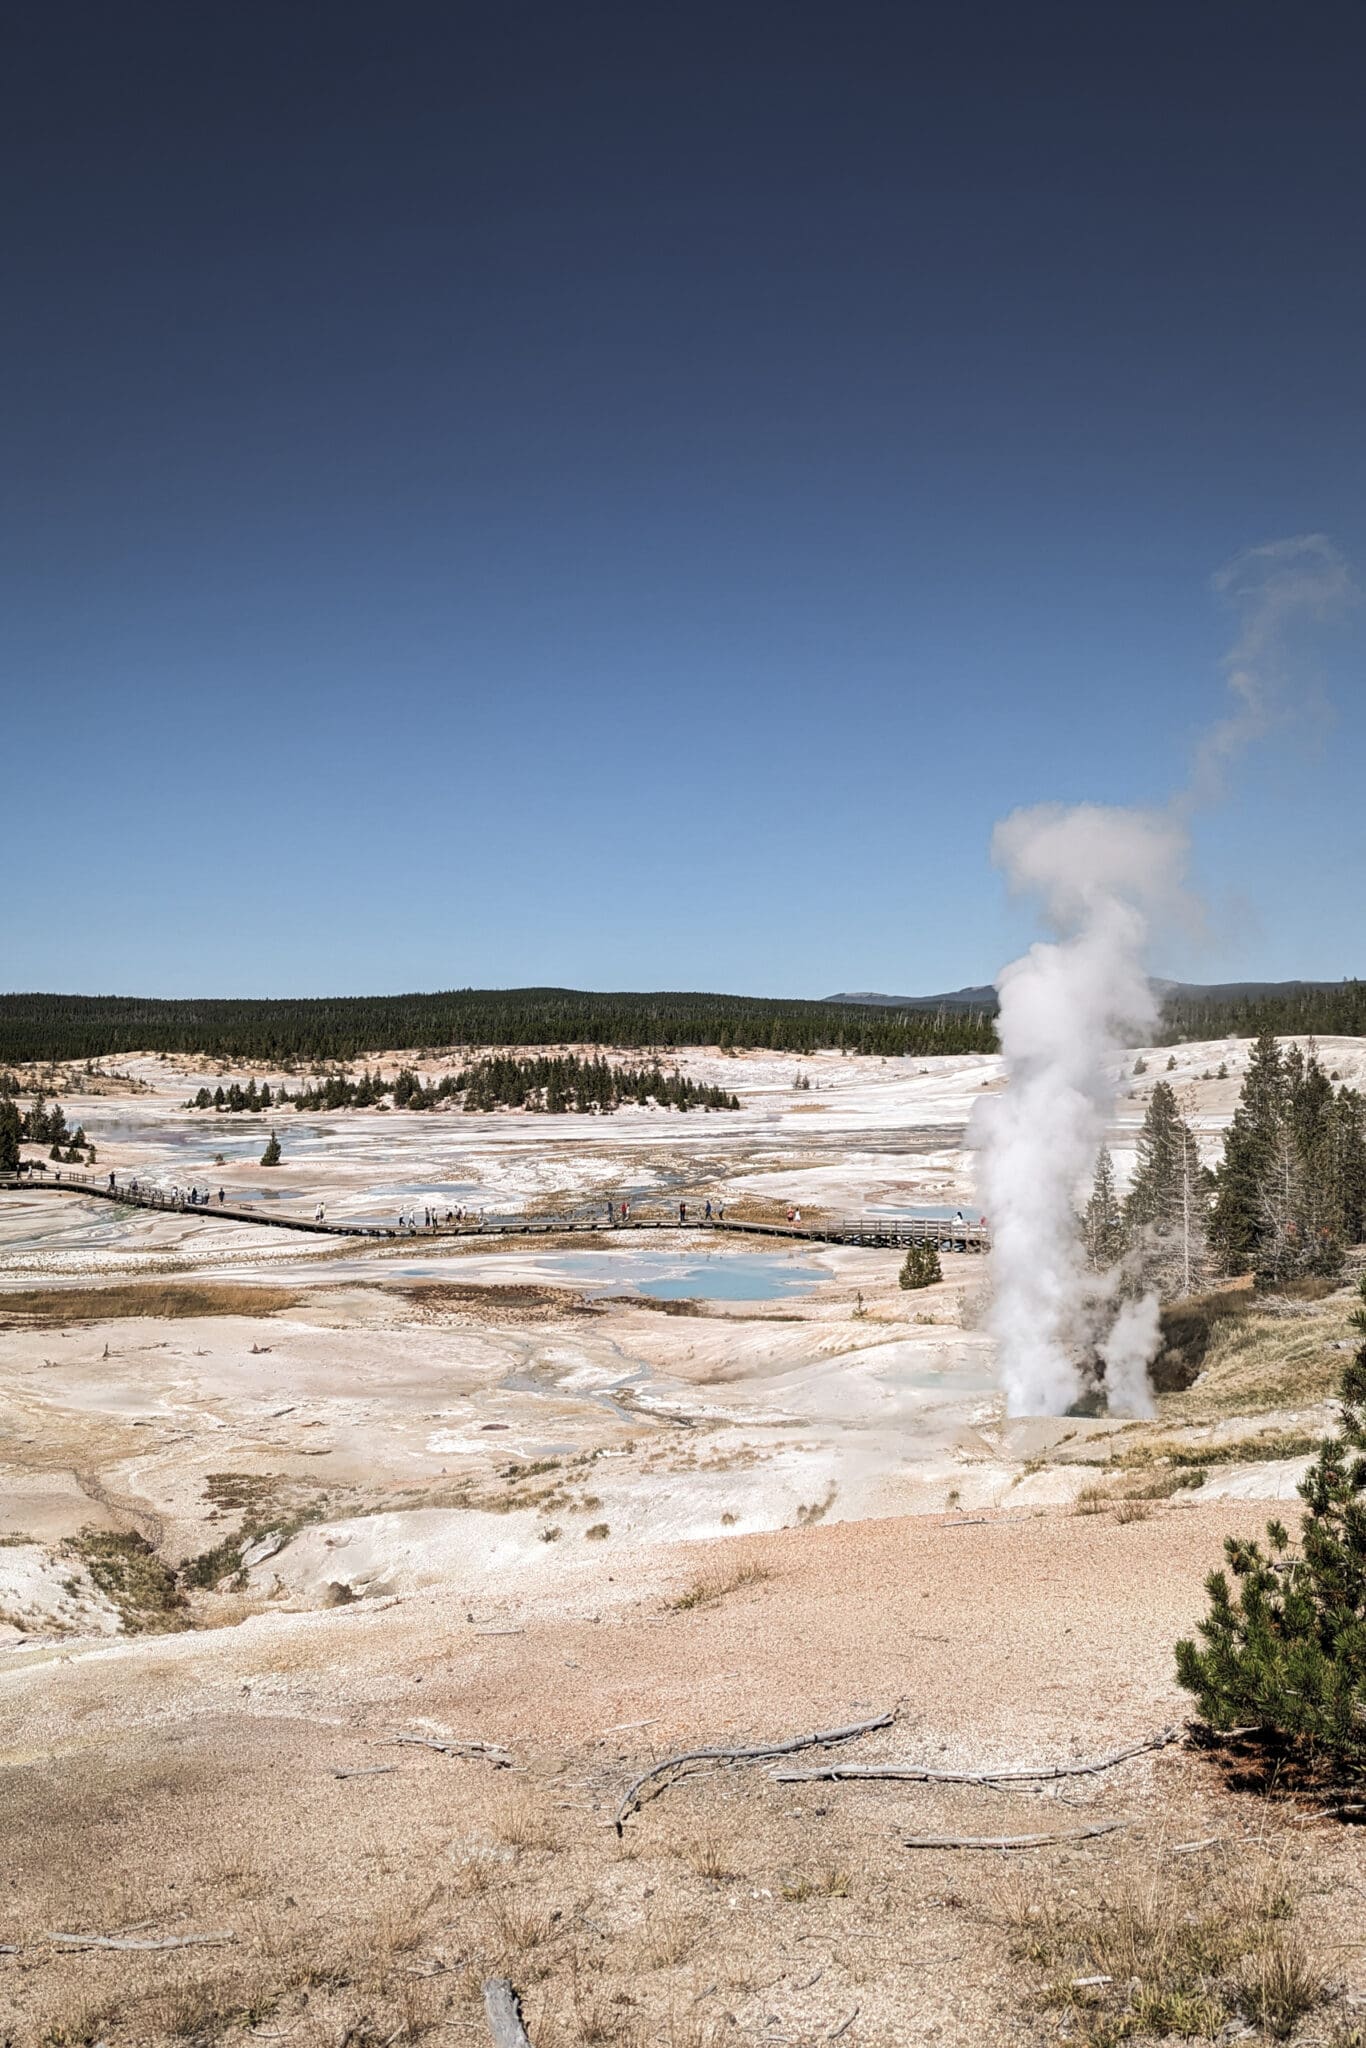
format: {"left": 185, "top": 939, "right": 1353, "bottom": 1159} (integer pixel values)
{"left": 1, "top": 1170, "right": 991, "bottom": 1252}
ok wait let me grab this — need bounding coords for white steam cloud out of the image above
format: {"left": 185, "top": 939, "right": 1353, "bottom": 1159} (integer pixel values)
{"left": 1193, "top": 533, "right": 1355, "bottom": 800}
{"left": 973, "top": 804, "right": 1186, "bottom": 1416}
{"left": 974, "top": 533, "right": 1354, "bottom": 1417}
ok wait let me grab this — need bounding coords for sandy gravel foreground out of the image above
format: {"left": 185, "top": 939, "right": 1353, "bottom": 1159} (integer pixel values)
{"left": 9, "top": 1498, "right": 1363, "bottom": 2048}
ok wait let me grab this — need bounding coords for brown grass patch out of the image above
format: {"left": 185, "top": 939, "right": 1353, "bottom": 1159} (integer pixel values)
{"left": 999, "top": 1846, "right": 1328, "bottom": 2045}
{"left": 0, "top": 1282, "right": 303, "bottom": 1328}
{"left": 780, "top": 1866, "right": 852, "bottom": 1901}
{"left": 668, "top": 1562, "right": 771, "bottom": 1612}
{"left": 1158, "top": 1291, "right": 1355, "bottom": 1421}
{"left": 65, "top": 1528, "right": 187, "bottom": 1633}
{"left": 400, "top": 1280, "right": 593, "bottom": 1324}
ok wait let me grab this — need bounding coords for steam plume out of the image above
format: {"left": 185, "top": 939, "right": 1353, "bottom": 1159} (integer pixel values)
{"left": 1194, "top": 533, "right": 1355, "bottom": 799}
{"left": 972, "top": 804, "right": 1186, "bottom": 1416}
{"left": 975, "top": 532, "right": 1353, "bottom": 1417}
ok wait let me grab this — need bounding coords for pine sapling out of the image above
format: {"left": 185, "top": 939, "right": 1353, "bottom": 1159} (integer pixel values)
{"left": 1175, "top": 1286, "right": 1366, "bottom": 1774}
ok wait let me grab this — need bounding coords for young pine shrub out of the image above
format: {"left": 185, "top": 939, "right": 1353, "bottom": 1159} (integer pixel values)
{"left": 899, "top": 1241, "right": 942, "bottom": 1290}
{"left": 1176, "top": 1294, "right": 1366, "bottom": 1776}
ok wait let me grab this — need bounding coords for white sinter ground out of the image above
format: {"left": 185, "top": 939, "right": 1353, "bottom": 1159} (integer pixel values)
{"left": 2, "top": 1037, "right": 1361, "bottom": 1633}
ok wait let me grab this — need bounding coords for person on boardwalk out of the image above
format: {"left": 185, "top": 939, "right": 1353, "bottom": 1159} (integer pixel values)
{"left": 705, "top": 1199, "right": 713, "bottom": 1221}
{"left": 679, "top": 1201, "right": 687, "bottom": 1224}
{"left": 218, "top": 1188, "right": 225, "bottom": 1205}
{"left": 606, "top": 1201, "right": 615, "bottom": 1226}
{"left": 108, "top": 1171, "right": 116, "bottom": 1192}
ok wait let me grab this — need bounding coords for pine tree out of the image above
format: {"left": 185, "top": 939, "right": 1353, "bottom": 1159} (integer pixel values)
{"left": 260, "top": 1131, "right": 282, "bottom": 1167}
{"left": 1175, "top": 1293, "right": 1366, "bottom": 1774}
{"left": 1125, "top": 1083, "right": 1209, "bottom": 1297}
{"left": 1083, "top": 1146, "right": 1125, "bottom": 1271}
{"left": 1236, "top": 1044, "right": 1351, "bottom": 1283}
{"left": 1333, "top": 1088, "right": 1366, "bottom": 1248}
{"left": 899, "top": 1241, "right": 942, "bottom": 1289}
{"left": 0, "top": 1097, "right": 20, "bottom": 1173}
{"left": 1210, "top": 1031, "right": 1284, "bottom": 1273}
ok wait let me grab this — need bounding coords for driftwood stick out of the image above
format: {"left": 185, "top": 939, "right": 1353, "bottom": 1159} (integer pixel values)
{"left": 333, "top": 1764, "right": 397, "bottom": 1780}
{"left": 49, "top": 1929, "right": 237, "bottom": 1951}
{"left": 483, "top": 1976, "right": 535, "bottom": 2047}
{"left": 614, "top": 1708, "right": 896, "bottom": 1832}
{"left": 774, "top": 1726, "right": 1178, "bottom": 1785}
{"left": 902, "top": 1821, "right": 1128, "bottom": 1851}
{"left": 388, "top": 1733, "right": 512, "bottom": 1766}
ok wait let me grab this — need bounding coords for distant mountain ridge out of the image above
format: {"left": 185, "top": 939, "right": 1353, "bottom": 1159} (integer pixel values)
{"left": 828, "top": 979, "right": 1360, "bottom": 1012}
{"left": 828, "top": 986, "right": 996, "bottom": 1010}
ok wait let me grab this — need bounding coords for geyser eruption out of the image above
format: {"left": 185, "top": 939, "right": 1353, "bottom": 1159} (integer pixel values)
{"left": 972, "top": 803, "right": 1189, "bottom": 1417}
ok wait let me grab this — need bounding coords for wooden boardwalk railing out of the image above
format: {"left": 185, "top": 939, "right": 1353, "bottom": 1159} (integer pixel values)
{"left": 0, "top": 1171, "right": 991, "bottom": 1252}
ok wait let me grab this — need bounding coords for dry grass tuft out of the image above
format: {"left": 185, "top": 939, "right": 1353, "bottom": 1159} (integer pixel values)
{"left": 780, "top": 1866, "right": 852, "bottom": 1901}
{"left": 65, "top": 1527, "right": 186, "bottom": 1632}
{"left": 998, "top": 1847, "right": 1328, "bottom": 2045}
{"left": 642, "top": 1907, "right": 700, "bottom": 1969}
{"left": 668, "top": 1562, "right": 771, "bottom": 1612}
{"left": 491, "top": 1788, "right": 561, "bottom": 1853}
{"left": 684, "top": 1821, "right": 742, "bottom": 1882}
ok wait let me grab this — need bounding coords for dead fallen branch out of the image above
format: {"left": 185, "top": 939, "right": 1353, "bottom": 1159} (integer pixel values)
{"left": 388, "top": 1733, "right": 512, "bottom": 1766}
{"left": 614, "top": 1707, "right": 896, "bottom": 1832}
{"left": 483, "top": 1975, "right": 535, "bottom": 2047}
{"left": 775, "top": 1726, "right": 1178, "bottom": 1785}
{"left": 49, "top": 1929, "right": 237, "bottom": 1951}
{"left": 333, "top": 1764, "right": 396, "bottom": 1780}
{"left": 902, "top": 1821, "right": 1128, "bottom": 1851}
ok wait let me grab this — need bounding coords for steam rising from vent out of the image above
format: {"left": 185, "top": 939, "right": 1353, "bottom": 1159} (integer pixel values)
{"left": 972, "top": 804, "right": 1188, "bottom": 1417}
{"left": 971, "top": 532, "right": 1354, "bottom": 1418}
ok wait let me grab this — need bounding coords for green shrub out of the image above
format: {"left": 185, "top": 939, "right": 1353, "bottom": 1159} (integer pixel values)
{"left": 899, "top": 1241, "right": 942, "bottom": 1290}
{"left": 1175, "top": 1305, "right": 1366, "bottom": 1773}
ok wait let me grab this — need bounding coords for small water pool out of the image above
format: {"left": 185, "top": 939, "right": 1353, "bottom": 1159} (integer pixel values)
{"left": 531, "top": 1250, "right": 826, "bottom": 1302}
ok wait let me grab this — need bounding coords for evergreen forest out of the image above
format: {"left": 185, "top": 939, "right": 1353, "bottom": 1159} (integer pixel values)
{"left": 184, "top": 1057, "right": 739, "bottom": 1116}
{"left": 0, "top": 989, "right": 994, "bottom": 1065}
{"left": 3, "top": 980, "right": 1364, "bottom": 1067}
{"left": 1083, "top": 1034, "right": 1366, "bottom": 1295}
{"left": 0, "top": 1078, "right": 94, "bottom": 1170}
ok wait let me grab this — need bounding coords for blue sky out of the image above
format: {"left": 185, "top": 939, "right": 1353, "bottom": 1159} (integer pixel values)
{"left": 4, "top": 3, "right": 1364, "bottom": 999}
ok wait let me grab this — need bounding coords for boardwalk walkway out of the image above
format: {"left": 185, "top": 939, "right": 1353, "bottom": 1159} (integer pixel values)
{"left": 0, "top": 1171, "right": 991, "bottom": 1252}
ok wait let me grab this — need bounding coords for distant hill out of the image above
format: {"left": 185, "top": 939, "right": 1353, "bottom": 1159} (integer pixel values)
{"left": 0, "top": 987, "right": 997, "bottom": 1066}
{"left": 830, "top": 979, "right": 1366, "bottom": 1043}
{"left": 827, "top": 987, "right": 996, "bottom": 1010}
{"left": 2, "top": 978, "right": 1361, "bottom": 1069}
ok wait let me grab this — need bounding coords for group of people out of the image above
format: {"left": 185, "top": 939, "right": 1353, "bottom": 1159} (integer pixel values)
{"left": 598, "top": 1198, "right": 729, "bottom": 1225}
{"left": 396, "top": 1204, "right": 485, "bottom": 1232}
{"left": 100, "top": 1171, "right": 227, "bottom": 1210}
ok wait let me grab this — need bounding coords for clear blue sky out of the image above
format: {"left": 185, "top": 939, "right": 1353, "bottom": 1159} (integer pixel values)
{"left": 5, "top": 3, "right": 1364, "bottom": 999}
